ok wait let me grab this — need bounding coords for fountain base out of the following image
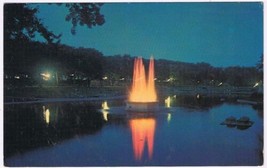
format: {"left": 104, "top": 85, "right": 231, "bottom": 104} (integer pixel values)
{"left": 126, "top": 101, "right": 159, "bottom": 112}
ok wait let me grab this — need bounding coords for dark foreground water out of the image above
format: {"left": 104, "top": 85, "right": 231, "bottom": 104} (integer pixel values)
{"left": 4, "top": 96, "right": 263, "bottom": 166}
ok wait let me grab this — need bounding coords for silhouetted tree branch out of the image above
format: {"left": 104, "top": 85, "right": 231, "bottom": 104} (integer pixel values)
{"left": 4, "top": 3, "right": 105, "bottom": 43}
{"left": 64, "top": 3, "right": 105, "bottom": 35}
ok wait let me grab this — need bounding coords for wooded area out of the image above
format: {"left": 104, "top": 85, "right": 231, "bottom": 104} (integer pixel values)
{"left": 4, "top": 39, "right": 263, "bottom": 87}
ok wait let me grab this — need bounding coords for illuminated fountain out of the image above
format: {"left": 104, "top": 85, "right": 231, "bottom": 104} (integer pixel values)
{"left": 126, "top": 57, "right": 159, "bottom": 111}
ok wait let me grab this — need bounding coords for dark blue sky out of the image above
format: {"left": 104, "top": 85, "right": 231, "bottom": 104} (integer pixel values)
{"left": 35, "top": 2, "right": 263, "bottom": 67}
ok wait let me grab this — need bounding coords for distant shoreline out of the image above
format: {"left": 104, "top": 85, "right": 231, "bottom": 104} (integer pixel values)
{"left": 4, "top": 95, "right": 127, "bottom": 105}
{"left": 4, "top": 85, "right": 262, "bottom": 105}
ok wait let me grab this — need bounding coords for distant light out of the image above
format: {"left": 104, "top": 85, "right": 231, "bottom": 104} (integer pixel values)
{"left": 14, "top": 75, "right": 20, "bottom": 79}
{"left": 154, "top": 78, "right": 157, "bottom": 81}
{"left": 165, "top": 96, "right": 171, "bottom": 108}
{"left": 166, "top": 77, "right": 174, "bottom": 82}
{"left": 102, "top": 76, "right": 108, "bottom": 80}
{"left": 173, "top": 95, "right": 176, "bottom": 98}
{"left": 196, "top": 94, "right": 200, "bottom": 99}
{"left": 41, "top": 72, "right": 51, "bottom": 81}
{"left": 120, "top": 77, "right": 125, "bottom": 80}
{"left": 218, "top": 82, "right": 223, "bottom": 86}
{"left": 253, "top": 82, "right": 259, "bottom": 88}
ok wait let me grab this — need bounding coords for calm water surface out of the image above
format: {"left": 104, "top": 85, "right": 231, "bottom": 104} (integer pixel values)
{"left": 4, "top": 96, "right": 263, "bottom": 166}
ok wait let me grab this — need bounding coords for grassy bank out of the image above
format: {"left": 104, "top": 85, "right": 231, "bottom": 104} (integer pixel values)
{"left": 4, "top": 85, "right": 261, "bottom": 102}
{"left": 4, "top": 85, "right": 128, "bottom": 101}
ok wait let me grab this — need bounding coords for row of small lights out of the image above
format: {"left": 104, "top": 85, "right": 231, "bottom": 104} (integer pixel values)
{"left": 11, "top": 73, "right": 262, "bottom": 88}
{"left": 102, "top": 76, "right": 260, "bottom": 88}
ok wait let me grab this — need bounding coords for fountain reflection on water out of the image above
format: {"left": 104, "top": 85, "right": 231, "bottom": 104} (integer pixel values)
{"left": 129, "top": 118, "right": 156, "bottom": 161}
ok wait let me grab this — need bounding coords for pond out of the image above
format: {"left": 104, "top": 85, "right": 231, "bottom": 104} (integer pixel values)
{"left": 4, "top": 96, "right": 263, "bottom": 166}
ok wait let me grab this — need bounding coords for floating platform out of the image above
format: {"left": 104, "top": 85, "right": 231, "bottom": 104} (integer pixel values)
{"left": 125, "top": 101, "right": 159, "bottom": 112}
{"left": 220, "top": 116, "right": 254, "bottom": 130}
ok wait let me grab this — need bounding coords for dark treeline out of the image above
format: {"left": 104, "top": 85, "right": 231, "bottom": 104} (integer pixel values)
{"left": 103, "top": 54, "right": 262, "bottom": 87}
{"left": 5, "top": 39, "right": 103, "bottom": 86}
{"left": 4, "top": 39, "right": 262, "bottom": 87}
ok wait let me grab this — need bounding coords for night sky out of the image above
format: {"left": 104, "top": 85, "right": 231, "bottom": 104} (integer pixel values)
{"left": 34, "top": 2, "right": 263, "bottom": 67}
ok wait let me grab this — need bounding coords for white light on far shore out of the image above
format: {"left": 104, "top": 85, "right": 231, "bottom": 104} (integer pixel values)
{"left": 14, "top": 75, "right": 20, "bottom": 79}
{"left": 253, "top": 82, "right": 259, "bottom": 88}
{"left": 41, "top": 72, "right": 51, "bottom": 81}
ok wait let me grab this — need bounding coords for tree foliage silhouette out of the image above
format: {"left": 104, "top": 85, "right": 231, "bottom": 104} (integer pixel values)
{"left": 4, "top": 3, "right": 105, "bottom": 43}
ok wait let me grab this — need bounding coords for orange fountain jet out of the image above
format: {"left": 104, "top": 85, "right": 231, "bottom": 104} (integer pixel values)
{"left": 129, "top": 57, "right": 157, "bottom": 102}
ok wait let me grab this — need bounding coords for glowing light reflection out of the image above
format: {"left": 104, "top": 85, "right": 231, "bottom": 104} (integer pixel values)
{"left": 167, "top": 113, "right": 171, "bottom": 123}
{"left": 102, "top": 110, "right": 109, "bottom": 121}
{"left": 130, "top": 118, "right": 156, "bottom": 161}
{"left": 43, "top": 106, "right": 50, "bottom": 124}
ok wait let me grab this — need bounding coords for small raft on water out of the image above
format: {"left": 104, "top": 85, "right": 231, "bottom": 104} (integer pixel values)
{"left": 221, "top": 116, "right": 254, "bottom": 129}
{"left": 221, "top": 116, "right": 237, "bottom": 127}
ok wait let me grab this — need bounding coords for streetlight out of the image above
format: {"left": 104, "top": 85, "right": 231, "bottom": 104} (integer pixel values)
{"left": 41, "top": 72, "right": 51, "bottom": 81}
